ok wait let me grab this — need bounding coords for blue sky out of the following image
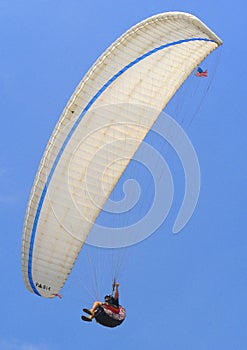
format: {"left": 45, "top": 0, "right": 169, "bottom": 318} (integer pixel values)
{"left": 1, "top": 0, "right": 246, "bottom": 349}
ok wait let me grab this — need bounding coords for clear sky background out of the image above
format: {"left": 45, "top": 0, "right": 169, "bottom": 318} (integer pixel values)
{"left": 0, "top": 0, "right": 246, "bottom": 349}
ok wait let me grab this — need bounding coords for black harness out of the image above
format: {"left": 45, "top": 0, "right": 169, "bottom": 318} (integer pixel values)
{"left": 94, "top": 306, "right": 124, "bottom": 328}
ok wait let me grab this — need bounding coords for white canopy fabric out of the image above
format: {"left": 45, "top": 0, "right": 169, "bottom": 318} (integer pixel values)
{"left": 22, "top": 12, "right": 222, "bottom": 297}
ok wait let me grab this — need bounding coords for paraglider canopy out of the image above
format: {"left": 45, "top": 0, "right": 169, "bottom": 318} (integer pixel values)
{"left": 21, "top": 12, "right": 222, "bottom": 298}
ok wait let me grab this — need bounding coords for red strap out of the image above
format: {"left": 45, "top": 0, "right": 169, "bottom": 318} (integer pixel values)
{"left": 103, "top": 304, "right": 120, "bottom": 314}
{"left": 52, "top": 293, "right": 62, "bottom": 299}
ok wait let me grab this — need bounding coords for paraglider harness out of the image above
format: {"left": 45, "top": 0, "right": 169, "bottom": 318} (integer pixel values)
{"left": 94, "top": 282, "right": 126, "bottom": 328}
{"left": 94, "top": 304, "right": 126, "bottom": 328}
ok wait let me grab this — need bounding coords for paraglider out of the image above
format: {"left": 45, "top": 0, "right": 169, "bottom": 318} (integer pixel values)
{"left": 81, "top": 282, "right": 126, "bottom": 327}
{"left": 21, "top": 12, "right": 222, "bottom": 328}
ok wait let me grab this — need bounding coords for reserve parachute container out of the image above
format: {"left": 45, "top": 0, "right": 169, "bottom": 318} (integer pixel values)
{"left": 22, "top": 12, "right": 222, "bottom": 297}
